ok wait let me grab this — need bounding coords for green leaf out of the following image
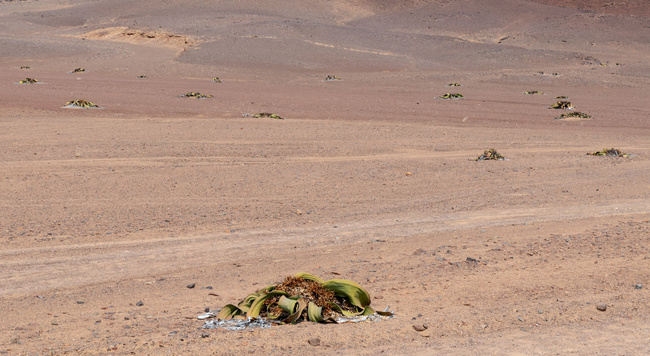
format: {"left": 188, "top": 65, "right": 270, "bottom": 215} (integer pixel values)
{"left": 216, "top": 304, "right": 241, "bottom": 319}
{"left": 278, "top": 296, "right": 298, "bottom": 314}
{"left": 361, "top": 306, "right": 375, "bottom": 316}
{"left": 294, "top": 272, "right": 325, "bottom": 284}
{"left": 284, "top": 298, "right": 307, "bottom": 324}
{"left": 247, "top": 290, "right": 289, "bottom": 318}
{"left": 307, "top": 302, "right": 325, "bottom": 322}
{"left": 238, "top": 292, "right": 261, "bottom": 312}
{"left": 322, "top": 279, "right": 371, "bottom": 308}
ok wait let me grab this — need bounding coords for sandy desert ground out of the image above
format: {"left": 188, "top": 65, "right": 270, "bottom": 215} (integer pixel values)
{"left": 1, "top": 0, "right": 649, "bottom": 354}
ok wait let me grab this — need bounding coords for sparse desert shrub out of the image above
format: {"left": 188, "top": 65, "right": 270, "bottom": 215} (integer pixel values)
{"left": 587, "top": 148, "right": 629, "bottom": 157}
{"left": 18, "top": 78, "right": 39, "bottom": 84}
{"left": 324, "top": 75, "right": 342, "bottom": 81}
{"left": 243, "top": 113, "right": 285, "bottom": 120}
{"left": 64, "top": 99, "right": 99, "bottom": 108}
{"left": 212, "top": 273, "right": 391, "bottom": 324}
{"left": 473, "top": 149, "right": 505, "bottom": 161}
{"left": 436, "top": 93, "right": 464, "bottom": 100}
{"left": 181, "top": 92, "right": 213, "bottom": 99}
{"left": 549, "top": 100, "right": 574, "bottom": 109}
{"left": 555, "top": 112, "right": 591, "bottom": 120}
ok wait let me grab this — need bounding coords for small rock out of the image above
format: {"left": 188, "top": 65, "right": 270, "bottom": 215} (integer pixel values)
{"left": 412, "top": 248, "right": 427, "bottom": 256}
{"left": 596, "top": 304, "right": 607, "bottom": 311}
{"left": 201, "top": 333, "right": 210, "bottom": 338}
{"left": 405, "top": 172, "right": 413, "bottom": 176}
{"left": 187, "top": 283, "right": 196, "bottom": 289}
{"left": 76, "top": 301, "right": 85, "bottom": 304}
{"left": 308, "top": 338, "right": 321, "bottom": 346}
{"left": 136, "top": 301, "right": 144, "bottom": 307}
{"left": 412, "top": 324, "right": 428, "bottom": 332}
{"left": 375, "top": 295, "right": 384, "bottom": 299}
{"left": 634, "top": 284, "right": 643, "bottom": 290}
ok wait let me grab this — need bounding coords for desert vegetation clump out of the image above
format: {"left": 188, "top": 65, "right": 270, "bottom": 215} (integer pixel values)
{"left": 523, "top": 90, "right": 544, "bottom": 95}
{"left": 180, "top": 92, "right": 213, "bottom": 99}
{"left": 18, "top": 78, "right": 39, "bottom": 84}
{"left": 323, "top": 75, "right": 342, "bottom": 81}
{"left": 243, "top": 113, "right": 285, "bottom": 120}
{"left": 549, "top": 100, "right": 574, "bottom": 110}
{"left": 64, "top": 99, "right": 99, "bottom": 108}
{"left": 20, "top": 65, "right": 31, "bottom": 69}
{"left": 446, "top": 82, "right": 461, "bottom": 87}
{"left": 473, "top": 149, "right": 505, "bottom": 161}
{"left": 71, "top": 68, "right": 86, "bottom": 73}
{"left": 211, "top": 273, "right": 391, "bottom": 325}
{"left": 436, "top": 93, "right": 464, "bottom": 100}
{"left": 212, "top": 77, "right": 222, "bottom": 83}
{"left": 587, "top": 148, "right": 629, "bottom": 157}
{"left": 555, "top": 112, "right": 591, "bottom": 120}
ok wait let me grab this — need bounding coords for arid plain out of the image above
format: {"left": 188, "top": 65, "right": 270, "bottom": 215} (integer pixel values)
{"left": 1, "top": 0, "right": 649, "bottom": 354}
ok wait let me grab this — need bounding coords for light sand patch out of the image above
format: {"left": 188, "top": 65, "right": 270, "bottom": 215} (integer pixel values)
{"left": 79, "top": 26, "right": 196, "bottom": 50}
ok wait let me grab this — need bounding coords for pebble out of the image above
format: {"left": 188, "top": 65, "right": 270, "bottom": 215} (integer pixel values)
{"left": 596, "top": 304, "right": 607, "bottom": 311}
{"left": 187, "top": 283, "right": 196, "bottom": 289}
{"left": 308, "top": 338, "right": 321, "bottom": 346}
{"left": 201, "top": 333, "right": 210, "bottom": 338}
{"left": 412, "top": 324, "right": 428, "bottom": 332}
{"left": 136, "top": 301, "right": 144, "bottom": 307}
{"left": 634, "top": 284, "right": 643, "bottom": 289}
{"left": 76, "top": 301, "right": 85, "bottom": 304}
